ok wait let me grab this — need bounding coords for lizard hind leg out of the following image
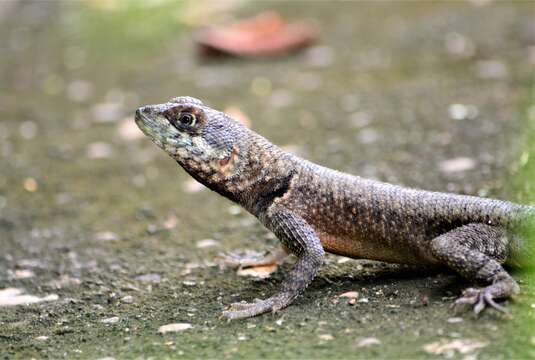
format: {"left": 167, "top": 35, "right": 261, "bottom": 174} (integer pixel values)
{"left": 429, "top": 223, "right": 520, "bottom": 314}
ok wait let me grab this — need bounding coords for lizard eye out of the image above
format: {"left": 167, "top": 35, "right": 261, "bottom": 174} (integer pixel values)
{"left": 178, "top": 113, "right": 196, "bottom": 127}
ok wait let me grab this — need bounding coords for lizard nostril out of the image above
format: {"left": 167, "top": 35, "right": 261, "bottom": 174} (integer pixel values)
{"left": 136, "top": 106, "right": 150, "bottom": 117}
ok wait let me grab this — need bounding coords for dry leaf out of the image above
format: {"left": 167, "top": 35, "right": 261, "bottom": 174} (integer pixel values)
{"left": 237, "top": 264, "right": 277, "bottom": 279}
{"left": 195, "top": 11, "right": 318, "bottom": 58}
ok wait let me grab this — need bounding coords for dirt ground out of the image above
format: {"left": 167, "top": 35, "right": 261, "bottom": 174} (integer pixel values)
{"left": 1, "top": 1, "right": 535, "bottom": 359}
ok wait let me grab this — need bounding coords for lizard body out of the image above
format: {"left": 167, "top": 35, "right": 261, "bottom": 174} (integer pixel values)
{"left": 135, "top": 96, "right": 533, "bottom": 319}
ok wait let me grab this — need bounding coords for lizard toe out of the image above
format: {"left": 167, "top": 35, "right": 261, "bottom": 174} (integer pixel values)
{"left": 452, "top": 288, "right": 479, "bottom": 312}
{"left": 473, "top": 290, "right": 506, "bottom": 315}
{"left": 453, "top": 287, "right": 509, "bottom": 315}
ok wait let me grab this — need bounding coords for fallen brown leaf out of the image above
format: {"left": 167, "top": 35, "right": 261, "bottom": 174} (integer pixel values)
{"left": 195, "top": 11, "right": 318, "bottom": 58}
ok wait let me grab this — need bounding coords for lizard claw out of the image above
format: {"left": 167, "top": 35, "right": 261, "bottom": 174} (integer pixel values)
{"left": 452, "top": 287, "right": 509, "bottom": 315}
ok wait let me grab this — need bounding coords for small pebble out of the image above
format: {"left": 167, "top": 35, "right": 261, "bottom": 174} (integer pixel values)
{"left": 12, "top": 269, "right": 35, "bottom": 279}
{"left": 94, "top": 231, "right": 120, "bottom": 242}
{"left": 158, "top": 323, "right": 192, "bottom": 334}
{"left": 196, "top": 239, "right": 219, "bottom": 248}
{"left": 423, "top": 339, "right": 488, "bottom": 356}
{"left": 228, "top": 205, "right": 241, "bottom": 215}
{"left": 318, "top": 334, "right": 334, "bottom": 341}
{"left": 183, "top": 179, "right": 205, "bottom": 193}
{"left": 100, "top": 316, "right": 119, "bottom": 324}
{"left": 121, "top": 295, "right": 134, "bottom": 304}
{"left": 448, "top": 103, "right": 478, "bottom": 120}
{"left": 135, "top": 274, "right": 161, "bottom": 283}
{"left": 439, "top": 157, "right": 476, "bottom": 173}
{"left": 356, "top": 337, "right": 381, "bottom": 347}
{"left": 23, "top": 177, "right": 38, "bottom": 192}
{"left": 447, "top": 317, "right": 464, "bottom": 324}
{"left": 163, "top": 215, "right": 178, "bottom": 229}
{"left": 0, "top": 288, "right": 58, "bottom": 306}
{"left": 338, "top": 291, "right": 359, "bottom": 299}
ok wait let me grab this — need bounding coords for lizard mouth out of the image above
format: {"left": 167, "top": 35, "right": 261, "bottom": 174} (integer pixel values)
{"left": 134, "top": 107, "right": 167, "bottom": 141}
{"left": 135, "top": 106, "right": 182, "bottom": 150}
{"left": 134, "top": 108, "right": 153, "bottom": 135}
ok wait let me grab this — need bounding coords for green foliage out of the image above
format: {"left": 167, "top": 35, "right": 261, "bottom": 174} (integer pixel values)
{"left": 502, "top": 82, "right": 535, "bottom": 358}
{"left": 76, "top": 0, "right": 187, "bottom": 60}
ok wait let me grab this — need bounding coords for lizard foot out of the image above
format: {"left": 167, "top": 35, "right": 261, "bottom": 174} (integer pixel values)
{"left": 221, "top": 297, "right": 281, "bottom": 320}
{"left": 452, "top": 287, "right": 508, "bottom": 315}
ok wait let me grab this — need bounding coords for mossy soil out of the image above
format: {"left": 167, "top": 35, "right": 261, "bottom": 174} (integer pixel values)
{"left": 1, "top": 1, "right": 535, "bottom": 358}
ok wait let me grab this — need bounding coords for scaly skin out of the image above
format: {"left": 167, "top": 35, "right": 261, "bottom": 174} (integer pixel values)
{"left": 135, "top": 96, "right": 534, "bottom": 319}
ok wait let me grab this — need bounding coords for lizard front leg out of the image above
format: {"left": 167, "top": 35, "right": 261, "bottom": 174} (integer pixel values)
{"left": 221, "top": 206, "right": 325, "bottom": 320}
{"left": 429, "top": 223, "right": 519, "bottom": 314}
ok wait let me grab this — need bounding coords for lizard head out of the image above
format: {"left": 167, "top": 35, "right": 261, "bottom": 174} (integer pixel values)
{"left": 135, "top": 96, "right": 246, "bottom": 186}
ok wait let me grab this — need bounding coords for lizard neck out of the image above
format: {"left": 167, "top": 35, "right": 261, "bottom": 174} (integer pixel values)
{"left": 233, "top": 137, "right": 298, "bottom": 216}
{"left": 186, "top": 133, "right": 298, "bottom": 216}
{"left": 175, "top": 127, "right": 300, "bottom": 217}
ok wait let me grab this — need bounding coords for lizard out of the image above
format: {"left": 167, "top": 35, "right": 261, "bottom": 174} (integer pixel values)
{"left": 135, "top": 96, "right": 534, "bottom": 320}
